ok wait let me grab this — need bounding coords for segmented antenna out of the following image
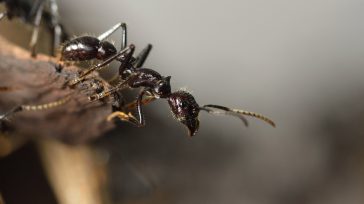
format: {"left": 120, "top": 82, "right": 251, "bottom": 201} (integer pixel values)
{"left": 202, "top": 104, "right": 276, "bottom": 127}
{"left": 230, "top": 109, "right": 275, "bottom": 127}
{"left": 0, "top": 95, "right": 72, "bottom": 121}
{"left": 21, "top": 95, "right": 72, "bottom": 111}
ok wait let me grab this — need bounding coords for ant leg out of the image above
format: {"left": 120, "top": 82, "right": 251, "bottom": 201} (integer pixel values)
{"left": 107, "top": 94, "right": 138, "bottom": 125}
{"left": 49, "top": 0, "right": 62, "bottom": 56}
{"left": 107, "top": 95, "right": 156, "bottom": 125}
{"left": 67, "top": 44, "right": 135, "bottom": 87}
{"left": 107, "top": 89, "right": 150, "bottom": 127}
{"left": 124, "top": 95, "right": 156, "bottom": 110}
{"left": 0, "top": 12, "right": 6, "bottom": 21}
{"left": 133, "top": 44, "right": 153, "bottom": 68}
{"left": 29, "top": 0, "right": 45, "bottom": 57}
{"left": 107, "top": 92, "right": 139, "bottom": 125}
{"left": 106, "top": 111, "right": 139, "bottom": 125}
{"left": 134, "top": 89, "right": 149, "bottom": 127}
{"left": 88, "top": 79, "right": 130, "bottom": 101}
{"left": 97, "top": 22, "right": 127, "bottom": 50}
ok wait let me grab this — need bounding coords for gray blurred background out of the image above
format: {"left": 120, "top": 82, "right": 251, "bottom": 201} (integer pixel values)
{"left": 3, "top": 0, "right": 364, "bottom": 203}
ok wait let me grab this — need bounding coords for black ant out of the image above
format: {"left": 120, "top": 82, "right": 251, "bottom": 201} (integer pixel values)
{"left": 87, "top": 67, "right": 275, "bottom": 136}
{"left": 0, "top": 0, "right": 67, "bottom": 57}
{"left": 57, "top": 22, "right": 275, "bottom": 136}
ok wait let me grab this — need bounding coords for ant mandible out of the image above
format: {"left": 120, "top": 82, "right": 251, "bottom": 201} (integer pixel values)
{"left": 0, "top": 0, "right": 67, "bottom": 57}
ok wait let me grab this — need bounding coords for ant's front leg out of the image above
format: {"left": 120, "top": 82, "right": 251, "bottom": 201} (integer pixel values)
{"left": 107, "top": 92, "right": 140, "bottom": 125}
{"left": 107, "top": 89, "right": 151, "bottom": 127}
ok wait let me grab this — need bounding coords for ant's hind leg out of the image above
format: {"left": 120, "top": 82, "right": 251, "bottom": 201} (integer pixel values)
{"left": 133, "top": 44, "right": 153, "bottom": 68}
{"left": 97, "top": 22, "right": 127, "bottom": 50}
{"left": 29, "top": 1, "right": 45, "bottom": 57}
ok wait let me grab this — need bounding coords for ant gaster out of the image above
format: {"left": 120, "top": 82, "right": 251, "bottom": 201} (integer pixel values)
{"left": 60, "top": 22, "right": 152, "bottom": 87}
{"left": 61, "top": 23, "right": 127, "bottom": 62}
{"left": 0, "top": 0, "right": 67, "bottom": 57}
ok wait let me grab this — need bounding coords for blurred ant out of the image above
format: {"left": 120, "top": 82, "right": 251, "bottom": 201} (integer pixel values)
{"left": 60, "top": 22, "right": 152, "bottom": 87}
{"left": 0, "top": 0, "right": 67, "bottom": 56}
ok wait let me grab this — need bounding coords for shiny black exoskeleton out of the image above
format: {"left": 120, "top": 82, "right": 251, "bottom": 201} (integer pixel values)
{"left": 125, "top": 68, "right": 171, "bottom": 98}
{"left": 60, "top": 22, "right": 127, "bottom": 62}
{"left": 0, "top": 0, "right": 68, "bottom": 56}
{"left": 168, "top": 91, "right": 200, "bottom": 136}
{"left": 61, "top": 36, "right": 117, "bottom": 61}
{"left": 167, "top": 90, "right": 276, "bottom": 136}
{"left": 61, "top": 23, "right": 153, "bottom": 88}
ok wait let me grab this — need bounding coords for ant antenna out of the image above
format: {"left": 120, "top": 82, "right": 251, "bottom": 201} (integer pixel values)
{"left": 201, "top": 104, "right": 275, "bottom": 127}
{"left": 0, "top": 95, "right": 72, "bottom": 121}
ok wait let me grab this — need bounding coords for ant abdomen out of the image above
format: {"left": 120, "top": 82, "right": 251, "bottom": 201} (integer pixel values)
{"left": 61, "top": 36, "right": 117, "bottom": 62}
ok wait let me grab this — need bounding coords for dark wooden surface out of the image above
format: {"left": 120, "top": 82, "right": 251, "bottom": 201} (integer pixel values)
{"left": 0, "top": 36, "right": 115, "bottom": 144}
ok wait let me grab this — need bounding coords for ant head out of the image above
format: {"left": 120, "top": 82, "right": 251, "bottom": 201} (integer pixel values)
{"left": 154, "top": 76, "right": 171, "bottom": 98}
{"left": 167, "top": 90, "right": 200, "bottom": 136}
{"left": 97, "top": 41, "right": 117, "bottom": 60}
{"left": 167, "top": 91, "right": 276, "bottom": 137}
